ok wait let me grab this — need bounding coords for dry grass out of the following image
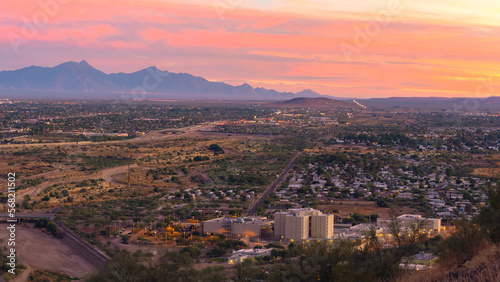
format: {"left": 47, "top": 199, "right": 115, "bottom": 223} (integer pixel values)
{"left": 400, "top": 244, "right": 500, "bottom": 282}
{"left": 472, "top": 153, "right": 500, "bottom": 178}
{"left": 473, "top": 165, "right": 500, "bottom": 178}
{"left": 318, "top": 200, "right": 419, "bottom": 219}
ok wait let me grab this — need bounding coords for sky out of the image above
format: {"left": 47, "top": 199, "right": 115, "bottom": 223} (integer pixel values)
{"left": 1, "top": 0, "right": 500, "bottom": 98}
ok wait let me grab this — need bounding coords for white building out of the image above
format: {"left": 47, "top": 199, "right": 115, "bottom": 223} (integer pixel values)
{"left": 377, "top": 214, "right": 441, "bottom": 232}
{"left": 227, "top": 248, "right": 273, "bottom": 264}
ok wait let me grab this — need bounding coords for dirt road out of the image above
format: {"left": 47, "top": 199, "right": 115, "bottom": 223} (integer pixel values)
{"left": 0, "top": 122, "right": 220, "bottom": 149}
{"left": 17, "top": 164, "right": 138, "bottom": 198}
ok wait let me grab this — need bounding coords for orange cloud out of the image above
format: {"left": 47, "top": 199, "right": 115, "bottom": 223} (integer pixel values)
{"left": 1, "top": 0, "right": 499, "bottom": 98}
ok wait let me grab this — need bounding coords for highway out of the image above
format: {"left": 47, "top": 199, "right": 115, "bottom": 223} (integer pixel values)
{"left": 246, "top": 152, "right": 301, "bottom": 216}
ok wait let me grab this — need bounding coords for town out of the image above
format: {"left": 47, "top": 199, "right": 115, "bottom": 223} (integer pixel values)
{"left": 0, "top": 99, "right": 498, "bottom": 280}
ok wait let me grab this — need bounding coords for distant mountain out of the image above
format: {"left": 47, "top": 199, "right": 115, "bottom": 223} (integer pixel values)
{"left": 485, "top": 96, "right": 500, "bottom": 104}
{"left": 0, "top": 61, "right": 326, "bottom": 101}
{"left": 0, "top": 61, "right": 113, "bottom": 92}
{"left": 361, "top": 96, "right": 500, "bottom": 111}
{"left": 294, "top": 89, "right": 323, "bottom": 98}
{"left": 267, "top": 97, "right": 356, "bottom": 110}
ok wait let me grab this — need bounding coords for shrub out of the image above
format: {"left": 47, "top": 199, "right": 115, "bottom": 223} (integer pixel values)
{"left": 180, "top": 246, "right": 201, "bottom": 258}
{"left": 437, "top": 219, "right": 490, "bottom": 267}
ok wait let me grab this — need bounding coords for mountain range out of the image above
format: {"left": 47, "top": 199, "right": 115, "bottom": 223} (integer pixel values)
{"left": 0, "top": 61, "right": 324, "bottom": 100}
{"left": 1, "top": 61, "right": 498, "bottom": 110}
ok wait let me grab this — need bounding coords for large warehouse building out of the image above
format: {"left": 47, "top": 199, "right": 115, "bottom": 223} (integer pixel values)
{"left": 201, "top": 217, "right": 274, "bottom": 239}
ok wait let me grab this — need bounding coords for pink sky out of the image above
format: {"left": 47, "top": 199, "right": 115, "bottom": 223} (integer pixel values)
{"left": 1, "top": 0, "right": 500, "bottom": 98}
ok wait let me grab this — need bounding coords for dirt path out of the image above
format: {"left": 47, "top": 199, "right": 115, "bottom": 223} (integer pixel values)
{"left": 0, "top": 122, "right": 220, "bottom": 149}
{"left": 17, "top": 164, "right": 138, "bottom": 198}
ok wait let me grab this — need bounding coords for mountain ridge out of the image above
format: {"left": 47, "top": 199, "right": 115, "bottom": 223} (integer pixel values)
{"left": 0, "top": 61, "right": 324, "bottom": 100}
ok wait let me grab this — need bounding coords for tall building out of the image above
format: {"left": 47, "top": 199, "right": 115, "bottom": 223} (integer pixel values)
{"left": 285, "top": 214, "right": 309, "bottom": 240}
{"left": 274, "top": 208, "right": 334, "bottom": 241}
{"left": 311, "top": 214, "right": 335, "bottom": 239}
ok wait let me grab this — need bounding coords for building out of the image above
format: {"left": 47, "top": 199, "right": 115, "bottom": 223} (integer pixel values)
{"left": 274, "top": 208, "right": 334, "bottom": 241}
{"left": 407, "top": 252, "right": 438, "bottom": 267}
{"left": 227, "top": 248, "right": 273, "bottom": 264}
{"left": 377, "top": 214, "right": 441, "bottom": 233}
{"left": 311, "top": 214, "right": 335, "bottom": 239}
{"left": 396, "top": 192, "right": 415, "bottom": 199}
{"left": 201, "top": 217, "right": 273, "bottom": 239}
{"left": 285, "top": 213, "right": 309, "bottom": 240}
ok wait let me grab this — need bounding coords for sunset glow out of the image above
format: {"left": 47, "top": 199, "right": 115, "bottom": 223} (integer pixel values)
{"left": 1, "top": 0, "right": 500, "bottom": 98}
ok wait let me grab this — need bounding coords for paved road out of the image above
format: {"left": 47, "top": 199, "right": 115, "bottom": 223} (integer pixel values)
{"left": 246, "top": 152, "right": 302, "bottom": 216}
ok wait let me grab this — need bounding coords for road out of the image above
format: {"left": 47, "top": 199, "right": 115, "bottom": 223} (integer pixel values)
{"left": 5, "top": 122, "right": 221, "bottom": 198}
{"left": 2, "top": 121, "right": 220, "bottom": 198}
{"left": 0, "top": 121, "right": 221, "bottom": 148}
{"left": 17, "top": 164, "right": 139, "bottom": 198}
{"left": 0, "top": 122, "right": 226, "bottom": 278}
{"left": 246, "top": 152, "right": 302, "bottom": 216}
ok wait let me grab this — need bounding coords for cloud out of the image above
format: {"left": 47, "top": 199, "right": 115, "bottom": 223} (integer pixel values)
{"left": 278, "top": 76, "right": 346, "bottom": 80}
{"left": 402, "top": 82, "right": 438, "bottom": 87}
{"left": 0, "top": 0, "right": 499, "bottom": 98}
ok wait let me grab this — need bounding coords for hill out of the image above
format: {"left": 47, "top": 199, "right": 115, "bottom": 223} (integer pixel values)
{"left": 0, "top": 61, "right": 325, "bottom": 101}
{"left": 294, "top": 89, "right": 323, "bottom": 98}
{"left": 362, "top": 96, "right": 500, "bottom": 111}
{"left": 267, "top": 97, "right": 356, "bottom": 110}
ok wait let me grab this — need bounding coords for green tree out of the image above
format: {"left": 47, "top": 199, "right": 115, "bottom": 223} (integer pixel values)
{"left": 180, "top": 246, "right": 201, "bottom": 258}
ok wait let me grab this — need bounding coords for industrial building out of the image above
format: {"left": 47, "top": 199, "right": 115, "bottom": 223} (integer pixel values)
{"left": 274, "top": 208, "right": 334, "bottom": 241}
{"left": 201, "top": 217, "right": 273, "bottom": 239}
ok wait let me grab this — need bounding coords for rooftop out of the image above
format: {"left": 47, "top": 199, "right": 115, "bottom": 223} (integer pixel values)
{"left": 203, "top": 216, "right": 273, "bottom": 225}
{"left": 410, "top": 252, "right": 437, "bottom": 261}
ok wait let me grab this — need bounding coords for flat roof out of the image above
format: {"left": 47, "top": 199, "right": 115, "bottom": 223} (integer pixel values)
{"left": 203, "top": 217, "right": 273, "bottom": 224}
{"left": 411, "top": 253, "right": 437, "bottom": 261}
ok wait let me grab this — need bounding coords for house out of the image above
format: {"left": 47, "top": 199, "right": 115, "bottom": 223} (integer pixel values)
{"left": 407, "top": 252, "right": 438, "bottom": 266}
